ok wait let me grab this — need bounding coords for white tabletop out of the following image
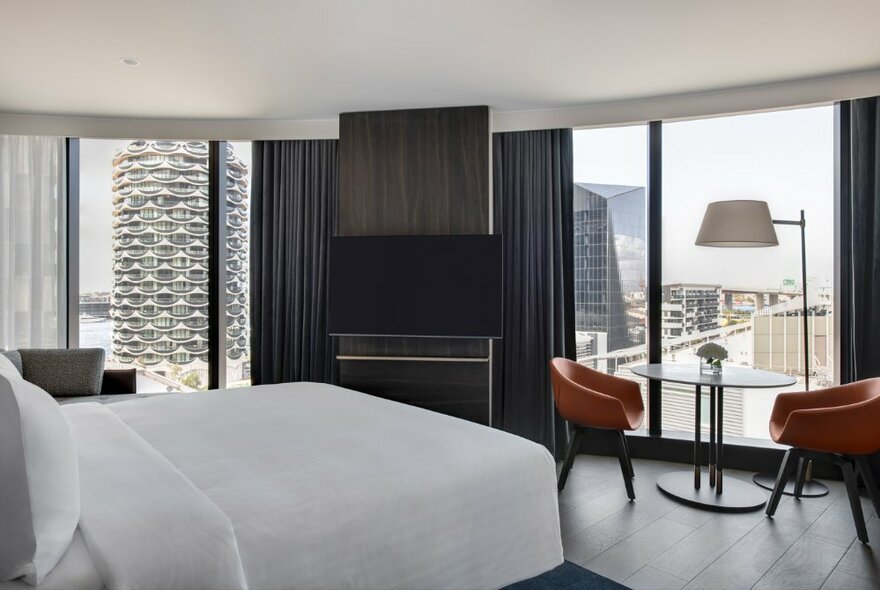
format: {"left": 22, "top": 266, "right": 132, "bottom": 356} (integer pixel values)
{"left": 631, "top": 363, "right": 797, "bottom": 389}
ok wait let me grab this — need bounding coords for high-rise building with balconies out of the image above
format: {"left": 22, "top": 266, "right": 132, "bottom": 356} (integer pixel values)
{"left": 110, "top": 141, "right": 248, "bottom": 383}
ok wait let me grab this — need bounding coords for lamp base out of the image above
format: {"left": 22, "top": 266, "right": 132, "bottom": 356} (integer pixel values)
{"left": 658, "top": 471, "right": 767, "bottom": 512}
{"left": 752, "top": 472, "right": 829, "bottom": 497}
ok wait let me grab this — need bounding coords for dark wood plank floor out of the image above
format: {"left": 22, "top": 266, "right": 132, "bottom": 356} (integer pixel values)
{"left": 558, "top": 455, "right": 879, "bottom": 589}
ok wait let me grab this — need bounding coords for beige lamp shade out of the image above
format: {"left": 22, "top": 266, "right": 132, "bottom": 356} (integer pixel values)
{"left": 695, "top": 200, "right": 779, "bottom": 247}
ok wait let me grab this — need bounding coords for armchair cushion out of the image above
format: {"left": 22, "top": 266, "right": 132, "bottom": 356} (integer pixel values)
{"left": 101, "top": 368, "right": 137, "bottom": 395}
{"left": 19, "top": 348, "right": 105, "bottom": 397}
{"left": 0, "top": 352, "right": 22, "bottom": 376}
{"left": 0, "top": 350, "right": 22, "bottom": 376}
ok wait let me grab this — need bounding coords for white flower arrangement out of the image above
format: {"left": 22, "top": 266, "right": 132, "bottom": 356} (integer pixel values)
{"left": 696, "top": 342, "right": 728, "bottom": 368}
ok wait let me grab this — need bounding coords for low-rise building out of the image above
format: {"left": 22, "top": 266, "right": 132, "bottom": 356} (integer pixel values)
{"left": 661, "top": 283, "right": 721, "bottom": 340}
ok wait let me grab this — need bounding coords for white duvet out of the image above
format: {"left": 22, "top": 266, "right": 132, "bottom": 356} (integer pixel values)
{"left": 59, "top": 383, "right": 562, "bottom": 590}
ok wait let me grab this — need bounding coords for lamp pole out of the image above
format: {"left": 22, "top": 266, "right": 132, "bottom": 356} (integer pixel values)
{"left": 754, "top": 208, "right": 828, "bottom": 496}
{"left": 696, "top": 202, "right": 827, "bottom": 496}
{"left": 772, "top": 209, "right": 809, "bottom": 390}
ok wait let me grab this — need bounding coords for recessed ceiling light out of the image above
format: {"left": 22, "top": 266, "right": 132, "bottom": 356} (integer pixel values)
{"left": 120, "top": 57, "right": 140, "bottom": 67}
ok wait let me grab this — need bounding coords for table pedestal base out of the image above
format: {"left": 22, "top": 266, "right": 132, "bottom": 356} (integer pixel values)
{"left": 752, "top": 472, "right": 829, "bottom": 497}
{"left": 657, "top": 471, "right": 767, "bottom": 512}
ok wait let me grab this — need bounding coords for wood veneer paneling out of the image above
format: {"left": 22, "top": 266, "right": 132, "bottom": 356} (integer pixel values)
{"left": 336, "top": 106, "right": 491, "bottom": 424}
{"left": 338, "top": 360, "right": 490, "bottom": 425}
{"left": 338, "top": 106, "right": 489, "bottom": 236}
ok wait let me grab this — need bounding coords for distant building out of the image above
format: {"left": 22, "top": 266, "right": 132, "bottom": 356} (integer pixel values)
{"left": 660, "top": 383, "right": 745, "bottom": 437}
{"left": 573, "top": 183, "right": 646, "bottom": 352}
{"left": 109, "top": 141, "right": 249, "bottom": 382}
{"left": 79, "top": 293, "right": 111, "bottom": 320}
{"left": 753, "top": 306, "right": 833, "bottom": 380}
{"left": 575, "top": 331, "right": 609, "bottom": 372}
{"left": 661, "top": 283, "right": 721, "bottom": 339}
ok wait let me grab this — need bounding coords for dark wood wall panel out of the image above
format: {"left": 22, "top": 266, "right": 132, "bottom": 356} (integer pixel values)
{"left": 337, "top": 106, "right": 492, "bottom": 424}
{"left": 338, "top": 361, "right": 490, "bottom": 425}
{"left": 338, "top": 106, "right": 489, "bottom": 236}
{"left": 337, "top": 336, "right": 488, "bottom": 360}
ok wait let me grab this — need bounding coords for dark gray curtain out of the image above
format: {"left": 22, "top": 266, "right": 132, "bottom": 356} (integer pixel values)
{"left": 847, "top": 96, "right": 880, "bottom": 480}
{"left": 250, "top": 140, "right": 337, "bottom": 385}
{"left": 849, "top": 96, "right": 880, "bottom": 381}
{"left": 492, "top": 129, "right": 575, "bottom": 457}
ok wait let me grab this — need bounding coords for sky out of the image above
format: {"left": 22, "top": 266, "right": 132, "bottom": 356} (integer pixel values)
{"left": 78, "top": 140, "right": 251, "bottom": 293}
{"left": 573, "top": 105, "right": 834, "bottom": 291}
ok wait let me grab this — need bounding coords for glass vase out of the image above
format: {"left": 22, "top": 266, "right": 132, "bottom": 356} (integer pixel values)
{"left": 700, "top": 361, "right": 722, "bottom": 374}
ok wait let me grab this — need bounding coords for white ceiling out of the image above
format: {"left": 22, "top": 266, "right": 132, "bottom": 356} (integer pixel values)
{"left": 1, "top": 0, "right": 879, "bottom": 122}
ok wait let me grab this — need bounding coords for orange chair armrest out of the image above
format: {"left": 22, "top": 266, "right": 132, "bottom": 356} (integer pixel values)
{"left": 771, "top": 382, "right": 874, "bottom": 425}
{"left": 780, "top": 397, "right": 880, "bottom": 454}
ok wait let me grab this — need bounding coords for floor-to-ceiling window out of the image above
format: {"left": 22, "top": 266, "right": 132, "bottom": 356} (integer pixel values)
{"left": 660, "top": 106, "right": 835, "bottom": 439}
{"left": 572, "top": 106, "right": 836, "bottom": 442}
{"left": 226, "top": 141, "right": 251, "bottom": 387}
{"left": 79, "top": 139, "right": 251, "bottom": 392}
{"left": 572, "top": 125, "right": 649, "bottom": 426}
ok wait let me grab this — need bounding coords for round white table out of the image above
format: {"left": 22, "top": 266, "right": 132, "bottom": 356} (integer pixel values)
{"left": 631, "top": 363, "right": 796, "bottom": 512}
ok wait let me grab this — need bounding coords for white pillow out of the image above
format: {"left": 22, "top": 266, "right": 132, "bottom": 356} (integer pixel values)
{"left": 0, "top": 369, "right": 80, "bottom": 586}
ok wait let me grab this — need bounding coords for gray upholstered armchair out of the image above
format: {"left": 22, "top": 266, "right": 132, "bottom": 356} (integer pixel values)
{"left": 0, "top": 348, "right": 137, "bottom": 402}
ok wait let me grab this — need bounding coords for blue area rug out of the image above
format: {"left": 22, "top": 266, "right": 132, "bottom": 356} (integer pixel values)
{"left": 504, "top": 560, "right": 629, "bottom": 589}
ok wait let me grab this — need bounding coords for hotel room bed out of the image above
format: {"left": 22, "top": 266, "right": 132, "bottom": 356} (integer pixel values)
{"left": 3, "top": 382, "right": 562, "bottom": 590}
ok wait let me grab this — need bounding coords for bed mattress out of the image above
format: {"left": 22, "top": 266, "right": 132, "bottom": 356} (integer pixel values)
{"left": 48, "top": 382, "right": 562, "bottom": 590}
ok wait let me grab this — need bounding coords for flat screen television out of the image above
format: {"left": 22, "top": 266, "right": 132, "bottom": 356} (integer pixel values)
{"left": 329, "top": 234, "right": 502, "bottom": 338}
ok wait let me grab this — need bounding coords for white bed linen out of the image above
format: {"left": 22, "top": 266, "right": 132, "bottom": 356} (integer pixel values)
{"left": 63, "top": 403, "right": 247, "bottom": 590}
{"left": 62, "top": 383, "right": 562, "bottom": 590}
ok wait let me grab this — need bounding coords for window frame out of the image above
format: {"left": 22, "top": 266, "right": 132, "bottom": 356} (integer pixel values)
{"left": 579, "top": 104, "right": 849, "bottom": 443}
{"left": 65, "top": 139, "right": 240, "bottom": 391}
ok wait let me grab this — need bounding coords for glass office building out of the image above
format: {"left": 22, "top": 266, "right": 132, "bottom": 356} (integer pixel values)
{"left": 573, "top": 183, "right": 647, "bottom": 353}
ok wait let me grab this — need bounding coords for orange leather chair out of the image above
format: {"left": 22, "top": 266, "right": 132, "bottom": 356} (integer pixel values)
{"left": 550, "top": 358, "right": 645, "bottom": 499}
{"left": 765, "top": 379, "right": 880, "bottom": 543}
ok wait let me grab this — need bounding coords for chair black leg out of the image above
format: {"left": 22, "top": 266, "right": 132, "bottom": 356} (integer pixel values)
{"left": 558, "top": 427, "right": 584, "bottom": 492}
{"left": 841, "top": 458, "right": 869, "bottom": 544}
{"left": 767, "top": 449, "right": 797, "bottom": 517}
{"left": 615, "top": 430, "right": 636, "bottom": 501}
{"left": 621, "top": 432, "right": 635, "bottom": 479}
{"left": 793, "top": 456, "right": 807, "bottom": 499}
{"left": 854, "top": 455, "right": 880, "bottom": 520}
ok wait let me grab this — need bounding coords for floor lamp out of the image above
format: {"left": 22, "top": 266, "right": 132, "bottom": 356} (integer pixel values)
{"left": 695, "top": 200, "right": 828, "bottom": 497}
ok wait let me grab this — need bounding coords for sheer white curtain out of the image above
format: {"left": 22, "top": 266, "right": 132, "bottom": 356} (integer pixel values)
{"left": 0, "top": 135, "right": 66, "bottom": 349}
